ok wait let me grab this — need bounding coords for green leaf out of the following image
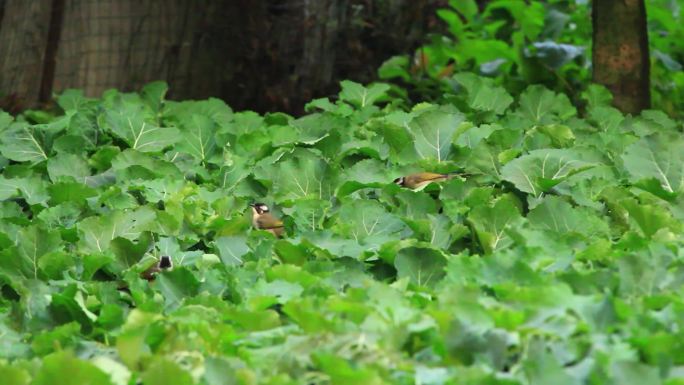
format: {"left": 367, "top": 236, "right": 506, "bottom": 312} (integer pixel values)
{"left": 258, "top": 148, "right": 336, "bottom": 201}
{"left": 47, "top": 153, "right": 90, "bottom": 182}
{"left": 335, "top": 200, "right": 409, "bottom": 248}
{"left": 394, "top": 246, "right": 447, "bottom": 287}
{"left": 103, "top": 96, "right": 180, "bottom": 152}
{"left": 77, "top": 208, "right": 156, "bottom": 253}
{"left": 174, "top": 114, "right": 217, "bottom": 162}
{"left": 0, "top": 316, "right": 31, "bottom": 359}
{"left": 408, "top": 106, "right": 466, "bottom": 162}
{"left": 516, "top": 85, "right": 577, "bottom": 124}
{"left": 468, "top": 194, "right": 523, "bottom": 254}
{"left": 622, "top": 134, "right": 684, "bottom": 194}
{"left": 453, "top": 72, "right": 514, "bottom": 114}
{"left": 141, "top": 358, "right": 194, "bottom": 385}
{"left": 378, "top": 56, "right": 411, "bottom": 81}
{"left": 5, "top": 225, "right": 63, "bottom": 280}
{"left": 527, "top": 196, "right": 609, "bottom": 238}
{"left": 215, "top": 236, "right": 250, "bottom": 266}
{"left": 33, "top": 351, "right": 114, "bottom": 385}
{"left": 339, "top": 80, "right": 390, "bottom": 107}
{"left": 155, "top": 268, "right": 200, "bottom": 309}
{"left": 0, "top": 124, "right": 50, "bottom": 163}
{"left": 501, "top": 149, "right": 595, "bottom": 197}
{"left": 111, "top": 149, "right": 183, "bottom": 180}
{"left": 611, "top": 361, "right": 661, "bottom": 385}
{"left": 522, "top": 340, "right": 579, "bottom": 385}
{"left": 0, "top": 175, "right": 19, "bottom": 200}
{"left": 0, "top": 364, "right": 30, "bottom": 385}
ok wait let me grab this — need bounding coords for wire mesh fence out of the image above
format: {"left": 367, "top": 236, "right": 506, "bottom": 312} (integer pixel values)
{"left": 0, "top": 0, "right": 442, "bottom": 114}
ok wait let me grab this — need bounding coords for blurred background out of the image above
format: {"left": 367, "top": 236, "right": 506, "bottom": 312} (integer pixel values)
{"left": 0, "top": 0, "right": 449, "bottom": 114}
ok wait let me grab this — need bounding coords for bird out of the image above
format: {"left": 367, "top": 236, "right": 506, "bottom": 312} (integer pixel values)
{"left": 140, "top": 255, "right": 173, "bottom": 281}
{"left": 250, "top": 203, "right": 285, "bottom": 237}
{"left": 116, "top": 255, "right": 174, "bottom": 295}
{"left": 393, "top": 172, "right": 466, "bottom": 190}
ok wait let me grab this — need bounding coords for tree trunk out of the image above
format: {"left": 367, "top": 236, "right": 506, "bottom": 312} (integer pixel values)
{"left": 592, "top": 0, "right": 650, "bottom": 114}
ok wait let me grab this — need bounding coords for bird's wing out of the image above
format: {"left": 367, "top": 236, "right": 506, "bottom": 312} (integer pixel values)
{"left": 257, "top": 215, "right": 284, "bottom": 229}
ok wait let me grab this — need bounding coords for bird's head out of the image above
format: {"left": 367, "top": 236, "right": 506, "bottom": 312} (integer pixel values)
{"left": 393, "top": 176, "right": 405, "bottom": 186}
{"left": 159, "top": 255, "right": 173, "bottom": 269}
{"left": 250, "top": 202, "right": 270, "bottom": 214}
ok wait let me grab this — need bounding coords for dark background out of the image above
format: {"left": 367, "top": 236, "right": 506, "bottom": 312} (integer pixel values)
{"left": 0, "top": 0, "right": 448, "bottom": 115}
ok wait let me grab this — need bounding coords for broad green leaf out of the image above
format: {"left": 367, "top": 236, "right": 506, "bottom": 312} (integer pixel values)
{"left": 0, "top": 364, "right": 30, "bottom": 385}
{"left": 516, "top": 85, "right": 577, "bottom": 124}
{"left": 141, "top": 358, "right": 194, "bottom": 385}
{"left": 135, "top": 178, "right": 185, "bottom": 203}
{"left": 111, "top": 149, "right": 183, "bottom": 180}
{"left": 281, "top": 199, "right": 331, "bottom": 232}
{"left": 33, "top": 351, "right": 114, "bottom": 385}
{"left": 77, "top": 208, "right": 156, "bottom": 253}
{"left": 155, "top": 268, "right": 200, "bottom": 309}
{"left": 140, "top": 81, "right": 168, "bottom": 112}
{"left": 337, "top": 159, "right": 393, "bottom": 196}
{"left": 47, "top": 153, "right": 90, "bottom": 182}
{"left": 582, "top": 84, "right": 613, "bottom": 108}
{"left": 0, "top": 124, "right": 50, "bottom": 163}
{"left": 91, "top": 356, "right": 131, "bottom": 385}
{"left": 215, "top": 236, "right": 250, "bottom": 266}
{"left": 394, "top": 246, "right": 447, "bottom": 287}
{"left": 527, "top": 196, "right": 609, "bottom": 238}
{"left": 453, "top": 72, "right": 513, "bottom": 114}
{"left": 501, "top": 149, "right": 595, "bottom": 197}
{"left": 258, "top": 148, "right": 336, "bottom": 201}
{"left": 174, "top": 114, "right": 217, "bottom": 162}
{"left": 454, "top": 123, "right": 501, "bottom": 149}
{"left": 622, "top": 134, "right": 684, "bottom": 194}
{"left": 468, "top": 194, "right": 523, "bottom": 254}
{"left": 522, "top": 340, "right": 580, "bottom": 385}
{"left": 0, "top": 225, "right": 63, "bottom": 280}
{"left": 339, "top": 80, "right": 390, "bottom": 107}
{"left": 163, "top": 98, "right": 233, "bottom": 126}
{"left": 103, "top": 97, "right": 180, "bottom": 152}
{"left": 619, "top": 198, "right": 679, "bottom": 238}
{"left": 611, "top": 361, "right": 661, "bottom": 385}
{"left": 333, "top": 201, "right": 410, "bottom": 257}
{"left": 0, "top": 175, "right": 19, "bottom": 200}
{"left": 408, "top": 107, "right": 466, "bottom": 162}
{"left": 0, "top": 110, "right": 14, "bottom": 129}
{"left": 13, "top": 176, "right": 50, "bottom": 205}
{"left": 0, "top": 316, "right": 31, "bottom": 359}
{"left": 31, "top": 322, "right": 81, "bottom": 355}
{"left": 377, "top": 55, "right": 411, "bottom": 81}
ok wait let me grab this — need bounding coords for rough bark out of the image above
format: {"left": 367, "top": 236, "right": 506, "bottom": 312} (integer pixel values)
{"left": 592, "top": 0, "right": 650, "bottom": 114}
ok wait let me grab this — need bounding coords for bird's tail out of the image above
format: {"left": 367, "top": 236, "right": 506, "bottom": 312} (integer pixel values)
{"left": 446, "top": 171, "right": 473, "bottom": 179}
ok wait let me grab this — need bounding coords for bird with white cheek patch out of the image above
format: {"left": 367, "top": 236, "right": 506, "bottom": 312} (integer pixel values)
{"left": 393, "top": 172, "right": 464, "bottom": 191}
{"left": 250, "top": 203, "right": 285, "bottom": 237}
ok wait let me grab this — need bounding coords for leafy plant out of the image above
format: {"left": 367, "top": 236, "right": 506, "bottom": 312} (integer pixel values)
{"left": 0, "top": 77, "right": 684, "bottom": 384}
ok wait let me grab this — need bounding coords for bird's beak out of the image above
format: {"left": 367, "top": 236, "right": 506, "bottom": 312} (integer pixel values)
{"left": 248, "top": 203, "right": 256, "bottom": 208}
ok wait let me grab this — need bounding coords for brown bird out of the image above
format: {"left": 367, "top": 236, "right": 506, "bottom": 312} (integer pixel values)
{"left": 140, "top": 255, "right": 173, "bottom": 281}
{"left": 250, "top": 203, "right": 285, "bottom": 237}
{"left": 393, "top": 172, "right": 465, "bottom": 191}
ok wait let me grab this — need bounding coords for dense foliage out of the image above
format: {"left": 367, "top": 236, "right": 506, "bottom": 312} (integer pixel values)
{"left": 0, "top": 73, "right": 684, "bottom": 385}
{"left": 380, "top": 0, "right": 684, "bottom": 117}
